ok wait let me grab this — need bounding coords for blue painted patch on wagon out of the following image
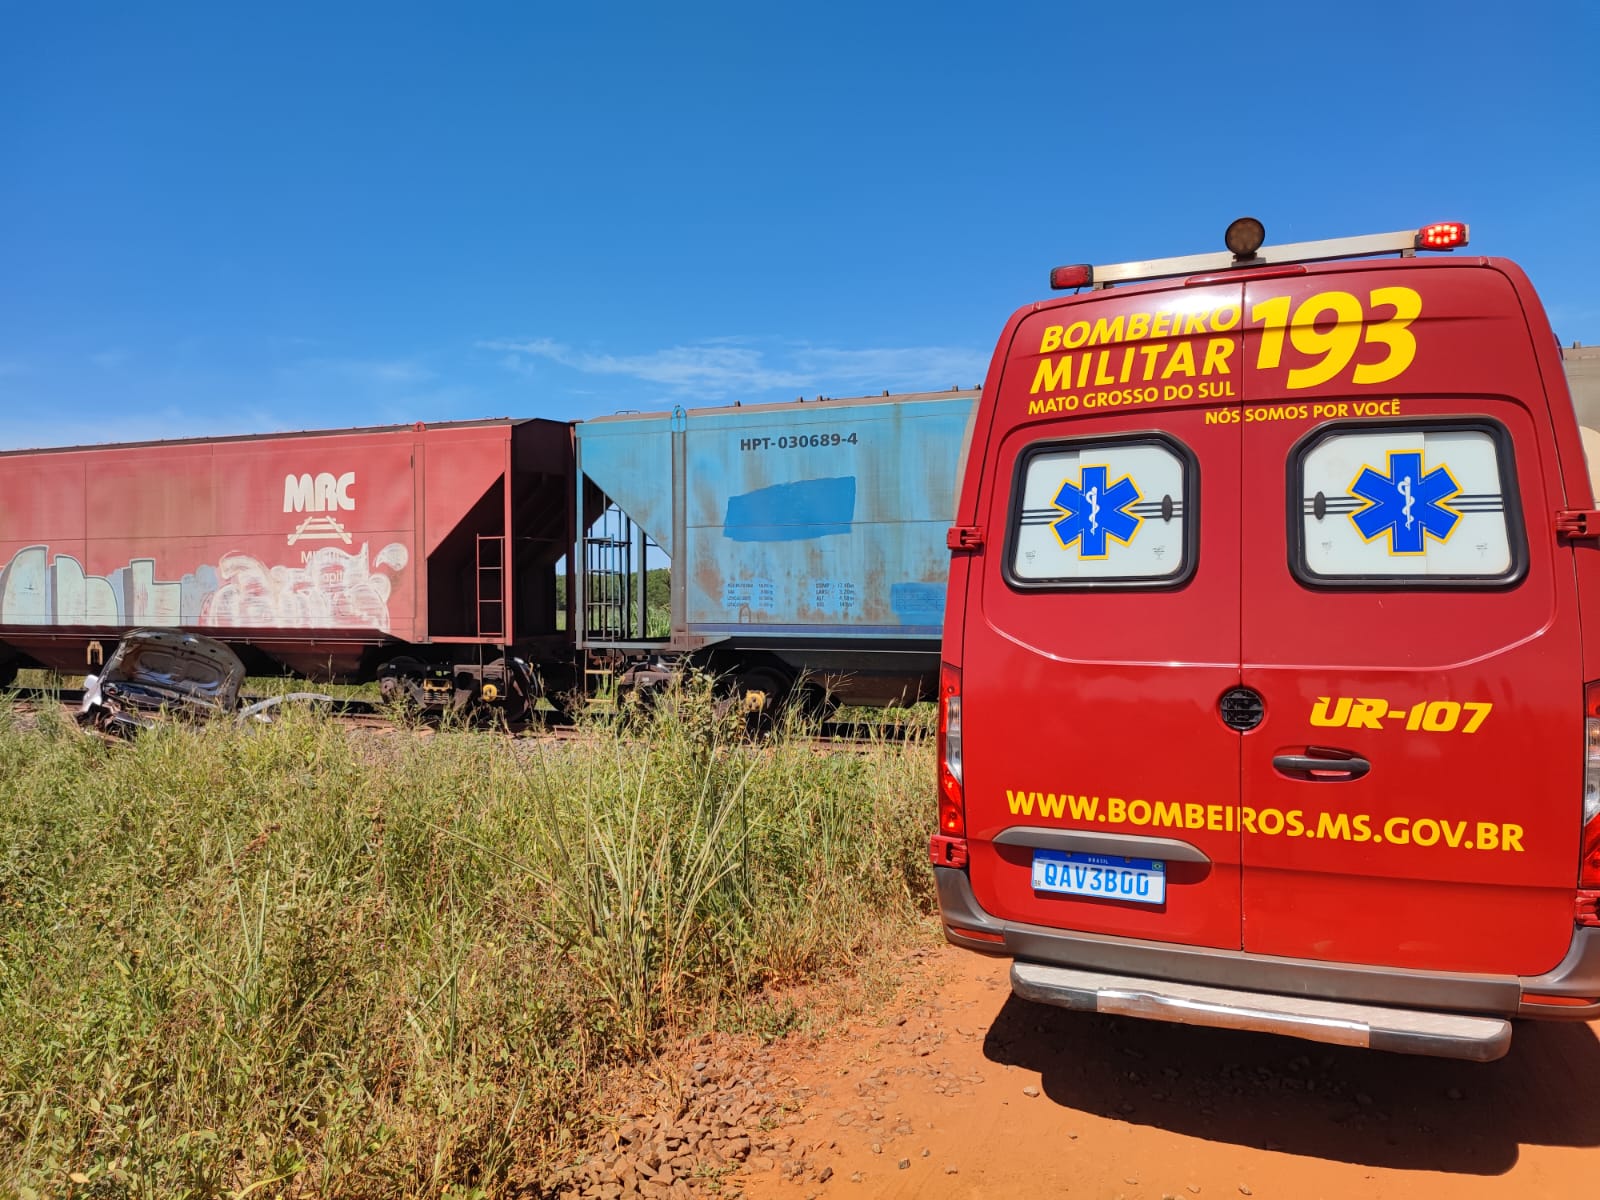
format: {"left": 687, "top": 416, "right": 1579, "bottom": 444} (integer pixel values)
{"left": 723, "top": 476, "right": 857, "bottom": 542}
{"left": 889, "top": 581, "right": 945, "bottom": 624}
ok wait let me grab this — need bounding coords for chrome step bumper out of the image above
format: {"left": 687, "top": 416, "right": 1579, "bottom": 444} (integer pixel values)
{"left": 1010, "top": 962, "right": 1512, "bottom": 1061}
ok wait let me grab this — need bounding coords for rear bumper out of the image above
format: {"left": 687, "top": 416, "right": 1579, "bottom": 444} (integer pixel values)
{"left": 934, "top": 866, "right": 1600, "bottom": 1024}
{"left": 1011, "top": 962, "right": 1512, "bottom": 1061}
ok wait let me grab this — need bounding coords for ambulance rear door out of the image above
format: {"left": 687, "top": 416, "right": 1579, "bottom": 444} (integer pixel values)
{"left": 961, "top": 281, "right": 1246, "bottom": 950}
{"left": 1236, "top": 262, "right": 1582, "bottom": 976}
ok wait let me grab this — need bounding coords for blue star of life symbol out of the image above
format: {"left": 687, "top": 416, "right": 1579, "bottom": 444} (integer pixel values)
{"left": 1051, "top": 464, "right": 1142, "bottom": 558}
{"left": 1348, "top": 449, "right": 1462, "bottom": 555}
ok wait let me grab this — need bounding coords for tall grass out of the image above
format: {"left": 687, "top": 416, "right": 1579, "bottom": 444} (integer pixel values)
{"left": 0, "top": 677, "right": 935, "bottom": 1198}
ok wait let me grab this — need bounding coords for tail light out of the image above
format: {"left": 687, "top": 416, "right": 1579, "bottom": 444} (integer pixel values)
{"left": 938, "top": 663, "right": 963, "bottom": 834}
{"left": 1580, "top": 682, "right": 1600, "bottom": 917}
{"left": 930, "top": 663, "right": 968, "bottom": 867}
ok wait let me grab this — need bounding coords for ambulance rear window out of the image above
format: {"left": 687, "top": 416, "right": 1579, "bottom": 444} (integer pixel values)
{"left": 1292, "top": 420, "right": 1524, "bottom": 586}
{"left": 1008, "top": 434, "right": 1195, "bottom": 587}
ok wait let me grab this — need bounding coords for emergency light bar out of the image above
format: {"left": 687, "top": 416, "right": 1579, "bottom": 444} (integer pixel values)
{"left": 1050, "top": 221, "right": 1470, "bottom": 290}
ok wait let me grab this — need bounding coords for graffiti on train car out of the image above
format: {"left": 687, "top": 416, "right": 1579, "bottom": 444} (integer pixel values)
{"left": 0, "top": 542, "right": 409, "bottom": 631}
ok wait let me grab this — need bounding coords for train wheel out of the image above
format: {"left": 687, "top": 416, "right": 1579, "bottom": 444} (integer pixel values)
{"left": 729, "top": 664, "right": 794, "bottom": 737}
{"left": 482, "top": 657, "right": 533, "bottom": 725}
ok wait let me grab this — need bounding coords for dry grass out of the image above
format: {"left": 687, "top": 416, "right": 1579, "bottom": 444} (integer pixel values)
{"left": 0, "top": 675, "right": 935, "bottom": 1198}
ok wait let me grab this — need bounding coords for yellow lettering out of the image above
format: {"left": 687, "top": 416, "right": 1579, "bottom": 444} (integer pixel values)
{"left": 1286, "top": 290, "right": 1363, "bottom": 390}
{"left": 1252, "top": 295, "right": 1292, "bottom": 368}
{"left": 1039, "top": 325, "right": 1063, "bottom": 353}
{"left": 1094, "top": 351, "right": 1116, "bottom": 385}
{"left": 1353, "top": 286, "right": 1421, "bottom": 385}
{"left": 1182, "top": 311, "right": 1209, "bottom": 336}
{"left": 1154, "top": 801, "right": 1182, "bottom": 828}
{"left": 1317, "top": 812, "right": 1353, "bottom": 841}
{"left": 1069, "top": 794, "right": 1099, "bottom": 821}
{"left": 1462, "top": 702, "right": 1493, "bottom": 733}
{"left": 1063, "top": 321, "right": 1091, "bottom": 350}
{"left": 1476, "top": 822, "right": 1500, "bottom": 851}
{"left": 1151, "top": 311, "right": 1173, "bottom": 339}
{"left": 1126, "top": 313, "right": 1150, "bottom": 341}
{"left": 1502, "top": 823, "right": 1525, "bottom": 852}
{"left": 1347, "top": 698, "right": 1388, "bottom": 730}
{"left": 1160, "top": 341, "right": 1197, "bottom": 379}
{"left": 1030, "top": 357, "right": 1072, "bottom": 395}
{"left": 1138, "top": 344, "right": 1166, "bottom": 377}
{"left": 1006, "top": 789, "right": 1033, "bottom": 816}
{"left": 1089, "top": 315, "right": 1126, "bottom": 345}
{"left": 1310, "top": 696, "right": 1352, "bottom": 727}
{"left": 1201, "top": 338, "right": 1233, "bottom": 376}
{"left": 1038, "top": 793, "right": 1066, "bottom": 820}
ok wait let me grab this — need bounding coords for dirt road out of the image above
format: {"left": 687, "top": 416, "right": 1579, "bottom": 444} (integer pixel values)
{"left": 731, "top": 944, "right": 1599, "bottom": 1200}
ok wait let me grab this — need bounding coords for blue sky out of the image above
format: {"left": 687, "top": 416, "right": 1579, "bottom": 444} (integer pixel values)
{"left": 2, "top": 2, "right": 1596, "bottom": 450}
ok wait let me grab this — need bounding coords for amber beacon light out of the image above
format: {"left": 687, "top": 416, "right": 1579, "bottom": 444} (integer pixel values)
{"left": 1225, "top": 216, "right": 1266, "bottom": 260}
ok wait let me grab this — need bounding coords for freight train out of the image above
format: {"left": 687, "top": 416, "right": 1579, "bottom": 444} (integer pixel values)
{"left": 0, "top": 389, "right": 977, "bottom": 718}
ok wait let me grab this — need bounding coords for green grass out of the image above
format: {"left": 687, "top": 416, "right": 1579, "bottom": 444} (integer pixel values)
{"left": 0, "top": 675, "right": 936, "bottom": 1198}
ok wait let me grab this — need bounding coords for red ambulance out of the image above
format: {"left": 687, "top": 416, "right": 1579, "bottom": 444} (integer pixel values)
{"left": 933, "top": 220, "right": 1600, "bottom": 1060}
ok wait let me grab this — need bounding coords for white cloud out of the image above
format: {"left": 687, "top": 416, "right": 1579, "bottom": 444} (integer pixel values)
{"left": 480, "top": 336, "right": 985, "bottom": 399}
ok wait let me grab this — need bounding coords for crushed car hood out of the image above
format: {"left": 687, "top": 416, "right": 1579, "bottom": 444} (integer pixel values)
{"left": 91, "top": 629, "right": 247, "bottom": 713}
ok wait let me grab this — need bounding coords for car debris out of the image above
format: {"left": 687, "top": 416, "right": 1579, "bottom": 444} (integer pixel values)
{"left": 79, "top": 629, "right": 332, "bottom": 736}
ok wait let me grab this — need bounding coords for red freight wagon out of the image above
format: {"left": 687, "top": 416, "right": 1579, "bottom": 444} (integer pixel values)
{"left": 0, "top": 418, "right": 572, "bottom": 705}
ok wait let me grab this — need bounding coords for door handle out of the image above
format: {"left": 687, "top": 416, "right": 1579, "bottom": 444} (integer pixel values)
{"left": 1272, "top": 748, "right": 1371, "bottom": 782}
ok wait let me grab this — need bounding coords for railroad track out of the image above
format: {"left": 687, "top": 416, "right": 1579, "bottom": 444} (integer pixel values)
{"left": 10, "top": 687, "right": 379, "bottom": 717}
{"left": 7, "top": 689, "right": 924, "bottom": 748}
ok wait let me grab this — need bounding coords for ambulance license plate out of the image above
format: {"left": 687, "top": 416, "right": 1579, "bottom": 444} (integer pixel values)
{"left": 1031, "top": 850, "right": 1166, "bottom": 906}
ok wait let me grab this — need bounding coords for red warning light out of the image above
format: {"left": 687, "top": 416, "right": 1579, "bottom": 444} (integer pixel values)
{"left": 1416, "top": 222, "right": 1468, "bottom": 250}
{"left": 1049, "top": 264, "right": 1093, "bottom": 290}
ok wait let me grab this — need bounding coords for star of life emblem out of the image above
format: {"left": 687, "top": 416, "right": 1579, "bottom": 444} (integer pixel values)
{"left": 1051, "top": 464, "right": 1142, "bottom": 558}
{"left": 1348, "top": 449, "right": 1462, "bottom": 554}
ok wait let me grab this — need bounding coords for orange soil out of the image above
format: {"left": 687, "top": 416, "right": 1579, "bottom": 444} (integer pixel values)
{"left": 735, "top": 945, "right": 1599, "bottom": 1200}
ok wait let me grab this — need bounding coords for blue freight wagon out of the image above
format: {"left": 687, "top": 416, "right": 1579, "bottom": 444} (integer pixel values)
{"left": 574, "top": 389, "right": 978, "bottom": 708}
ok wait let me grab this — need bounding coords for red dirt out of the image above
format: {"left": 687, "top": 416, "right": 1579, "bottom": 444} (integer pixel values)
{"left": 733, "top": 944, "right": 1599, "bottom": 1200}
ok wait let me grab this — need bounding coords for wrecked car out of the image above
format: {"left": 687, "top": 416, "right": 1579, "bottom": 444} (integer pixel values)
{"left": 81, "top": 629, "right": 335, "bottom": 736}
{"left": 80, "top": 629, "right": 249, "bottom": 735}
